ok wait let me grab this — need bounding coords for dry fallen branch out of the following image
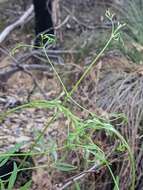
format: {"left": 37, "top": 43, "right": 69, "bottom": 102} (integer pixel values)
{"left": 55, "top": 163, "right": 101, "bottom": 190}
{"left": 0, "top": 63, "right": 53, "bottom": 82}
{"left": 0, "top": 5, "right": 34, "bottom": 43}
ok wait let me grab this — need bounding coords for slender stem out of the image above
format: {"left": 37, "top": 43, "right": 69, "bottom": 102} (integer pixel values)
{"left": 67, "top": 35, "right": 113, "bottom": 99}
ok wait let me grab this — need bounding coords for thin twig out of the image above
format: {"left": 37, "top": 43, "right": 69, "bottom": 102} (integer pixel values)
{"left": 55, "top": 162, "right": 102, "bottom": 190}
{"left": 0, "top": 5, "right": 34, "bottom": 43}
{"left": 0, "top": 63, "right": 53, "bottom": 82}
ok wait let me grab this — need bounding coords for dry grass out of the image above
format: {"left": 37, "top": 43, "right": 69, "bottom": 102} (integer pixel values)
{"left": 72, "top": 52, "right": 143, "bottom": 189}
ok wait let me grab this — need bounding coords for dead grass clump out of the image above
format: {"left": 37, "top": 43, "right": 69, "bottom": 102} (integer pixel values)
{"left": 73, "top": 54, "right": 143, "bottom": 189}
{"left": 96, "top": 65, "right": 143, "bottom": 189}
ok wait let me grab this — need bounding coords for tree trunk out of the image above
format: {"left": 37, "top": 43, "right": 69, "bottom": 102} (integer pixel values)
{"left": 33, "top": 0, "right": 54, "bottom": 45}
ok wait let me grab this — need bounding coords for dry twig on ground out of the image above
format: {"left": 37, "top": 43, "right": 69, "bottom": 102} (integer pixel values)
{"left": 0, "top": 5, "right": 34, "bottom": 43}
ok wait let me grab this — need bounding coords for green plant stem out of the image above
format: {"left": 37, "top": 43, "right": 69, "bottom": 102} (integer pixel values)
{"left": 113, "top": 130, "right": 135, "bottom": 190}
{"left": 0, "top": 13, "right": 135, "bottom": 190}
{"left": 66, "top": 35, "right": 113, "bottom": 99}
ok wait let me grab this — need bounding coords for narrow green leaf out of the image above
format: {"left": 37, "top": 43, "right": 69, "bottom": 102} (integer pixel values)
{"left": 54, "top": 162, "right": 77, "bottom": 171}
{"left": 113, "top": 176, "right": 119, "bottom": 190}
{"left": 0, "top": 142, "right": 24, "bottom": 166}
{"left": 74, "top": 181, "right": 81, "bottom": 190}
{"left": 8, "top": 162, "right": 18, "bottom": 190}
{"left": 0, "top": 179, "right": 5, "bottom": 190}
{"left": 19, "top": 180, "right": 32, "bottom": 190}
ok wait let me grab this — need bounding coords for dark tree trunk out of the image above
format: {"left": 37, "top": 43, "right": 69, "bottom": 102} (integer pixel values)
{"left": 33, "top": 0, "right": 54, "bottom": 45}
